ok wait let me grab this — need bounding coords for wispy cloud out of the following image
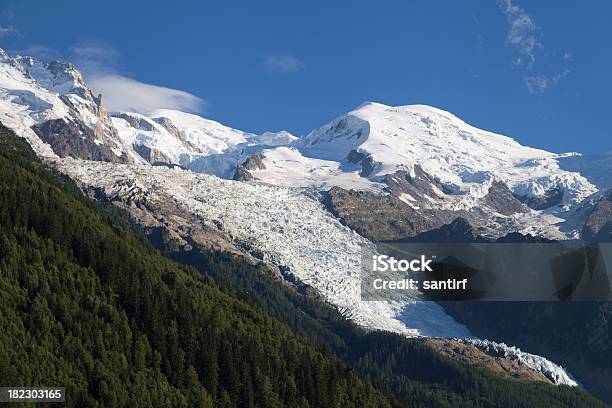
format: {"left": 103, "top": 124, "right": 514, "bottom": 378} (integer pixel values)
{"left": 524, "top": 76, "right": 549, "bottom": 94}
{"left": 88, "top": 75, "right": 205, "bottom": 113}
{"left": 497, "top": 0, "right": 570, "bottom": 94}
{"left": 498, "top": 0, "right": 541, "bottom": 67}
{"left": 524, "top": 69, "right": 570, "bottom": 94}
{"left": 69, "top": 40, "right": 119, "bottom": 67}
{"left": 16, "top": 45, "right": 61, "bottom": 60}
{"left": 0, "top": 10, "right": 18, "bottom": 37}
{"left": 67, "top": 40, "right": 205, "bottom": 114}
{"left": 264, "top": 54, "right": 305, "bottom": 73}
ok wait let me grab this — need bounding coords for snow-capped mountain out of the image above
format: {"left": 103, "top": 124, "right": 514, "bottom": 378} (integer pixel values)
{"left": 0, "top": 49, "right": 130, "bottom": 162}
{"left": 233, "top": 101, "right": 609, "bottom": 239}
{"left": 0, "top": 48, "right": 296, "bottom": 174}
{"left": 245, "top": 102, "right": 597, "bottom": 208}
{"left": 50, "top": 157, "right": 578, "bottom": 386}
{"left": 111, "top": 109, "right": 296, "bottom": 177}
{"left": 0, "top": 47, "right": 589, "bottom": 387}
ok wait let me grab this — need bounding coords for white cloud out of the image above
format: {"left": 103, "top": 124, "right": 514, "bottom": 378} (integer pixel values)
{"left": 88, "top": 74, "right": 205, "bottom": 114}
{"left": 497, "top": 0, "right": 571, "bottom": 94}
{"left": 498, "top": 0, "right": 541, "bottom": 67}
{"left": 524, "top": 76, "right": 549, "bottom": 94}
{"left": 62, "top": 40, "right": 206, "bottom": 114}
{"left": 524, "top": 70, "right": 570, "bottom": 94}
{"left": 264, "top": 54, "right": 305, "bottom": 73}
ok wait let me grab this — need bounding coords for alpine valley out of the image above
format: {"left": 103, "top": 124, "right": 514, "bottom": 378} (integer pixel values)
{"left": 1, "top": 47, "right": 611, "bottom": 405}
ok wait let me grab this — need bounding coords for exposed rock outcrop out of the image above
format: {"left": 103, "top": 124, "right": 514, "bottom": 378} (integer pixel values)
{"left": 115, "top": 112, "right": 155, "bottom": 131}
{"left": 383, "top": 166, "right": 449, "bottom": 199}
{"left": 483, "top": 181, "right": 529, "bottom": 215}
{"left": 401, "top": 217, "right": 484, "bottom": 243}
{"left": 32, "top": 118, "right": 129, "bottom": 163}
{"left": 583, "top": 190, "right": 612, "bottom": 241}
{"left": 233, "top": 154, "right": 266, "bottom": 181}
{"left": 322, "top": 186, "right": 469, "bottom": 241}
{"left": 346, "top": 149, "right": 377, "bottom": 177}
{"left": 425, "top": 338, "right": 554, "bottom": 384}
{"left": 133, "top": 143, "right": 173, "bottom": 166}
{"left": 515, "top": 186, "right": 564, "bottom": 210}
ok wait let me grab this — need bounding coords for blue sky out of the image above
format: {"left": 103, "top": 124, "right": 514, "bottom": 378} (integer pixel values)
{"left": 0, "top": 0, "right": 609, "bottom": 154}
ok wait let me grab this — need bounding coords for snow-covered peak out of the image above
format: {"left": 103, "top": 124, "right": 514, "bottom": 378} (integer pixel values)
{"left": 0, "top": 48, "right": 128, "bottom": 162}
{"left": 109, "top": 109, "right": 298, "bottom": 177}
{"left": 301, "top": 101, "right": 551, "bottom": 167}
{"left": 148, "top": 109, "right": 255, "bottom": 154}
{"left": 17, "top": 56, "right": 90, "bottom": 98}
{"left": 0, "top": 48, "right": 69, "bottom": 154}
{"left": 281, "top": 101, "right": 597, "bottom": 206}
{"left": 257, "top": 130, "right": 298, "bottom": 146}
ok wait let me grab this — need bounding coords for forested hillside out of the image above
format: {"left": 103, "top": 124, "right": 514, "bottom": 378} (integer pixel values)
{"left": 0, "top": 123, "right": 607, "bottom": 407}
{"left": 0, "top": 124, "right": 396, "bottom": 407}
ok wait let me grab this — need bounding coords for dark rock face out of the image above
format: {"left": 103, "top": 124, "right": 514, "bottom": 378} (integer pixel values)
{"left": 133, "top": 144, "right": 173, "bottom": 166}
{"left": 483, "top": 181, "right": 529, "bottom": 215}
{"left": 321, "top": 166, "right": 526, "bottom": 242}
{"left": 383, "top": 166, "right": 449, "bottom": 199}
{"left": 400, "top": 218, "right": 484, "bottom": 243}
{"left": 323, "top": 186, "right": 424, "bottom": 241}
{"left": 32, "top": 118, "right": 129, "bottom": 163}
{"left": 583, "top": 190, "right": 612, "bottom": 241}
{"left": 495, "top": 232, "right": 554, "bottom": 243}
{"left": 515, "top": 186, "right": 564, "bottom": 210}
{"left": 233, "top": 166, "right": 254, "bottom": 181}
{"left": 346, "top": 149, "right": 377, "bottom": 177}
{"left": 347, "top": 149, "right": 365, "bottom": 164}
{"left": 322, "top": 186, "right": 467, "bottom": 241}
{"left": 115, "top": 113, "right": 155, "bottom": 131}
{"left": 360, "top": 155, "right": 376, "bottom": 177}
{"left": 241, "top": 154, "right": 266, "bottom": 171}
{"left": 233, "top": 154, "right": 266, "bottom": 181}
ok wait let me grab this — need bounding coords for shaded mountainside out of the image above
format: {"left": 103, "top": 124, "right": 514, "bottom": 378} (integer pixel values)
{"left": 154, "top": 237, "right": 610, "bottom": 407}
{"left": 401, "top": 219, "right": 612, "bottom": 402}
{"left": 442, "top": 301, "right": 612, "bottom": 404}
{"left": 0, "top": 125, "right": 608, "bottom": 407}
{"left": 376, "top": 216, "right": 612, "bottom": 402}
